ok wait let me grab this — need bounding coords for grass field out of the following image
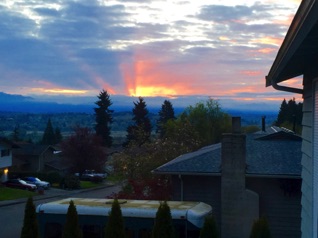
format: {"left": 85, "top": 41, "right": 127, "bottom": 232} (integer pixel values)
{"left": 80, "top": 181, "right": 104, "bottom": 189}
{"left": 0, "top": 187, "right": 35, "bottom": 201}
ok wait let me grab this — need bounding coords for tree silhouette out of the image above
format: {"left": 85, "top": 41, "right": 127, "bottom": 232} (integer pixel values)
{"left": 152, "top": 201, "right": 174, "bottom": 238}
{"left": 249, "top": 217, "right": 271, "bottom": 238}
{"left": 276, "top": 98, "right": 302, "bottom": 133}
{"left": 54, "top": 127, "right": 63, "bottom": 144}
{"left": 61, "top": 126, "right": 107, "bottom": 173}
{"left": 183, "top": 99, "right": 231, "bottom": 145}
{"left": 200, "top": 216, "right": 219, "bottom": 238}
{"left": 105, "top": 199, "right": 126, "bottom": 238}
{"left": 156, "top": 100, "right": 175, "bottom": 138}
{"left": 94, "top": 89, "right": 114, "bottom": 147}
{"left": 62, "top": 200, "right": 83, "bottom": 238}
{"left": 41, "top": 119, "right": 55, "bottom": 145}
{"left": 21, "top": 196, "right": 39, "bottom": 238}
{"left": 123, "top": 97, "right": 151, "bottom": 147}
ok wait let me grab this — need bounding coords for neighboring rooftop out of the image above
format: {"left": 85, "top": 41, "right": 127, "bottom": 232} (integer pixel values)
{"left": 153, "top": 128, "right": 301, "bottom": 178}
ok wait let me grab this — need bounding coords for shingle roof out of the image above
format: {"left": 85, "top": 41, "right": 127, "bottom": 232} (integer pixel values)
{"left": 153, "top": 129, "right": 302, "bottom": 178}
{"left": 13, "top": 144, "right": 55, "bottom": 156}
{"left": 154, "top": 144, "right": 221, "bottom": 175}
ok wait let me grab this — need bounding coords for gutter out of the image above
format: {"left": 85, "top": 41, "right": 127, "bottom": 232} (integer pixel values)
{"left": 270, "top": 78, "right": 303, "bottom": 94}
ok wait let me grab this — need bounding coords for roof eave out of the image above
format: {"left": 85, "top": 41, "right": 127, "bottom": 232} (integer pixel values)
{"left": 266, "top": 0, "right": 318, "bottom": 87}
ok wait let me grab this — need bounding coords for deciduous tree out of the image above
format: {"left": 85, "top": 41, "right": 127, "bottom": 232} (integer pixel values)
{"left": 183, "top": 99, "right": 231, "bottom": 145}
{"left": 94, "top": 89, "right": 114, "bottom": 147}
{"left": 21, "top": 196, "right": 39, "bottom": 238}
{"left": 61, "top": 126, "right": 107, "bottom": 173}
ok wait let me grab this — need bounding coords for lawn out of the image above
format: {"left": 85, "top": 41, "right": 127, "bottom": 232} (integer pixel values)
{"left": 80, "top": 181, "right": 104, "bottom": 189}
{"left": 0, "top": 187, "right": 36, "bottom": 201}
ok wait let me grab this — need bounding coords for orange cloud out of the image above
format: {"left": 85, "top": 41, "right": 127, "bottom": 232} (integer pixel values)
{"left": 251, "top": 36, "right": 283, "bottom": 46}
{"left": 240, "top": 70, "right": 262, "bottom": 76}
{"left": 257, "top": 48, "right": 276, "bottom": 54}
{"left": 30, "top": 87, "right": 87, "bottom": 95}
{"left": 120, "top": 51, "right": 203, "bottom": 97}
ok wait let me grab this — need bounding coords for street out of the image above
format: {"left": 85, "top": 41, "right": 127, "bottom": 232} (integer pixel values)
{"left": 0, "top": 184, "right": 121, "bottom": 238}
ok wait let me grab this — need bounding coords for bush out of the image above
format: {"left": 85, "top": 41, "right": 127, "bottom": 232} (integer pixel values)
{"left": 62, "top": 200, "right": 83, "bottom": 238}
{"left": 105, "top": 199, "right": 125, "bottom": 238}
{"left": 200, "top": 216, "right": 219, "bottom": 238}
{"left": 152, "top": 201, "right": 174, "bottom": 238}
{"left": 61, "top": 174, "right": 80, "bottom": 190}
{"left": 250, "top": 217, "right": 271, "bottom": 238}
{"left": 47, "top": 171, "right": 62, "bottom": 184}
{"left": 21, "top": 196, "right": 39, "bottom": 238}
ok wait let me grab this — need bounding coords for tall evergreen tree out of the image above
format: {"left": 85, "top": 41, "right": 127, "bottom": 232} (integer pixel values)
{"left": 11, "top": 124, "right": 21, "bottom": 141}
{"left": 156, "top": 100, "right": 175, "bottom": 138}
{"left": 123, "top": 97, "right": 152, "bottom": 147}
{"left": 62, "top": 200, "right": 83, "bottom": 238}
{"left": 41, "top": 119, "right": 55, "bottom": 145}
{"left": 152, "top": 201, "right": 175, "bottom": 238}
{"left": 21, "top": 196, "right": 39, "bottom": 238}
{"left": 94, "top": 89, "right": 114, "bottom": 147}
{"left": 105, "top": 199, "right": 126, "bottom": 238}
{"left": 276, "top": 98, "right": 303, "bottom": 133}
{"left": 54, "top": 127, "right": 63, "bottom": 144}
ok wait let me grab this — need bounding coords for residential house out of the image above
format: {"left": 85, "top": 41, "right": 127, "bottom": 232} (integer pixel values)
{"left": 153, "top": 118, "right": 302, "bottom": 238}
{"left": 266, "top": 0, "right": 318, "bottom": 237}
{"left": 0, "top": 137, "right": 18, "bottom": 182}
{"left": 12, "top": 143, "right": 60, "bottom": 172}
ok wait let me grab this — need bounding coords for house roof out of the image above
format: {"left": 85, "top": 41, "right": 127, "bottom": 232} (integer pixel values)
{"left": 13, "top": 143, "right": 55, "bottom": 156}
{"left": 0, "top": 137, "right": 20, "bottom": 148}
{"left": 266, "top": 0, "right": 318, "bottom": 86}
{"left": 153, "top": 128, "right": 302, "bottom": 178}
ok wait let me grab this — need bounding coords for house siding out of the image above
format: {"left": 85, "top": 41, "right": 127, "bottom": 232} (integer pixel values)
{"left": 170, "top": 175, "right": 301, "bottom": 238}
{"left": 301, "top": 71, "right": 318, "bottom": 238}
{"left": 0, "top": 143, "right": 12, "bottom": 168}
{"left": 246, "top": 178, "right": 301, "bottom": 238}
{"left": 171, "top": 175, "right": 221, "bottom": 229}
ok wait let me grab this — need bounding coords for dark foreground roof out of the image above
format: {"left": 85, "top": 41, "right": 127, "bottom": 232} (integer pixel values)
{"left": 153, "top": 129, "right": 301, "bottom": 178}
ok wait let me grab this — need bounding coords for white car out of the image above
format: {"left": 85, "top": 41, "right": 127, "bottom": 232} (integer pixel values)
{"left": 24, "top": 177, "right": 50, "bottom": 189}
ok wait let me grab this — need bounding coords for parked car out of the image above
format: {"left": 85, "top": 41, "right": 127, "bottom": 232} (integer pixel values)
{"left": 2, "top": 179, "right": 37, "bottom": 191}
{"left": 80, "top": 170, "right": 107, "bottom": 182}
{"left": 23, "top": 177, "right": 51, "bottom": 189}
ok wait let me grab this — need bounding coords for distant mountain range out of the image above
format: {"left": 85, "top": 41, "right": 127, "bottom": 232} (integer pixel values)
{"left": 0, "top": 92, "right": 279, "bottom": 116}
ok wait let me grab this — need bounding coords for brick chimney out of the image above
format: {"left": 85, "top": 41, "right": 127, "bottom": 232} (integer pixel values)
{"left": 221, "top": 117, "right": 259, "bottom": 238}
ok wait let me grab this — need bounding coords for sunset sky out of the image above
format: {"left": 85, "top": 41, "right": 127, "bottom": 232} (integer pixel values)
{"left": 0, "top": 0, "right": 303, "bottom": 108}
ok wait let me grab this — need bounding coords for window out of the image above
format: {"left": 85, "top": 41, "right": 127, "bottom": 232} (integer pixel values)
{"left": 1, "top": 149, "right": 10, "bottom": 157}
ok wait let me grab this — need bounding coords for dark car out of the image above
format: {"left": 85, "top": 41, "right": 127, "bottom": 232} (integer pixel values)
{"left": 3, "top": 179, "right": 37, "bottom": 191}
{"left": 24, "top": 177, "right": 50, "bottom": 189}
{"left": 80, "top": 170, "right": 107, "bottom": 182}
